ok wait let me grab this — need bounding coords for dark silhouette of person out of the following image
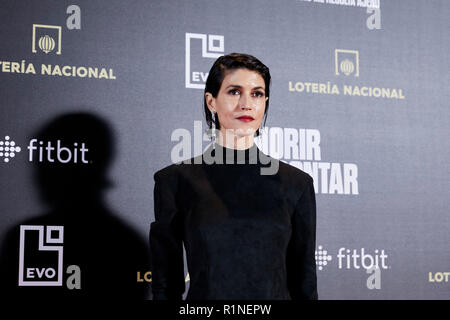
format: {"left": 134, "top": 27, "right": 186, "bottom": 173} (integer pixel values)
{"left": 0, "top": 112, "right": 151, "bottom": 298}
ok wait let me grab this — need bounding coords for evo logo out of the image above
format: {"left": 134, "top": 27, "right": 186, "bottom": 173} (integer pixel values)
{"left": 185, "top": 33, "right": 224, "bottom": 89}
{"left": 18, "top": 225, "right": 81, "bottom": 289}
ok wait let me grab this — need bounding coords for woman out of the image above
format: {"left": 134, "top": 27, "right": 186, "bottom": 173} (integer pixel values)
{"left": 150, "top": 53, "right": 317, "bottom": 300}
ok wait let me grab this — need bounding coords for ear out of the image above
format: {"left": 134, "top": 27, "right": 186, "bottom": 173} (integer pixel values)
{"left": 265, "top": 97, "right": 269, "bottom": 101}
{"left": 205, "top": 92, "right": 216, "bottom": 112}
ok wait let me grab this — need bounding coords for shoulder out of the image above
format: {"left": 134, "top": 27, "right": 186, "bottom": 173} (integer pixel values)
{"left": 276, "top": 158, "right": 314, "bottom": 189}
{"left": 153, "top": 154, "right": 202, "bottom": 181}
{"left": 153, "top": 163, "right": 181, "bottom": 190}
{"left": 153, "top": 163, "right": 177, "bottom": 180}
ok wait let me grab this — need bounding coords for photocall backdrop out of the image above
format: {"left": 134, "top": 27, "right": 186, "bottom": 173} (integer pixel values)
{"left": 0, "top": 0, "right": 449, "bottom": 299}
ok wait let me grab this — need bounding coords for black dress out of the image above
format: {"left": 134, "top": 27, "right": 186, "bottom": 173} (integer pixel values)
{"left": 150, "top": 142, "right": 317, "bottom": 300}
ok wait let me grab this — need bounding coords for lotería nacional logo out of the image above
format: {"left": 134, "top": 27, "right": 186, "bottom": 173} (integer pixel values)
{"left": 32, "top": 24, "right": 62, "bottom": 55}
{"left": 18, "top": 225, "right": 81, "bottom": 288}
{"left": 428, "top": 272, "right": 450, "bottom": 283}
{"left": 289, "top": 48, "right": 405, "bottom": 99}
{"left": 185, "top": 32, "right": 224, "bottom": 89}
{"left": 335, "top": 49, "right": 359, "bottom": 77}
{"left": 0, "top": 6, "right": 116, "bottom": 80}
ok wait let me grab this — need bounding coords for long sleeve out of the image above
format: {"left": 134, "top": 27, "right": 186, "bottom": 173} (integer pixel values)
{"left": 286, "top": 176, "right": 318, "bottom": 300}
{"left": 149, "top": 168, "right": 185, "bottom": 300}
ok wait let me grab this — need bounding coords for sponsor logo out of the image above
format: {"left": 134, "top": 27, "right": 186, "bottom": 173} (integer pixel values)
{"left": 0, "top": 6, "right": 116, "bottom": 80}
{"left": 317, "top": 245, "right": 390, "bottom": 270}
{"left": 137, "top": 271, "right": 191, "bottom": 283}
{"left": 185, "top": 33, "right": 224, "bottom": 89}
{"left": 337, "top": 247, "right": 388, "bottom": 270}
{"left": 335, "top": 49, "right": 359, "bottom": 77}
{"left": 0, "top": 136, "right": 22, "bottom": 163}
{"left": 19, "top": 225, "right": 64, "bottom": 286}
{"left": 28, "top": 139, "right": 89, "bottom": 164}
{"left": 137, "top": 271, "right": 152, "bottom": 283}
{"left": 428, "top": 272, "right": 450, "bottom": 283}
{"left": 316, "top": 245, "right": 389, "bottom": 290}
{"left": 0, "top": 136, "right": 90, "bottom": 164}
{"left": 18, "top": 225, "right": 81, "bottom": 289}
{"left": 32, "top": 24, "right": 62, "bottom": 55}
{"left": 315, "top": 245, "right": 333, "bottom": 270}
{"left": 289, "top": 48, "right": 405, "bottom": 99}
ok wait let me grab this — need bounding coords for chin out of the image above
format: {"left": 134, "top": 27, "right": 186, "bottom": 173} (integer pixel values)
{"left": 234, "top": 128, "right": 256, "bottom": 138}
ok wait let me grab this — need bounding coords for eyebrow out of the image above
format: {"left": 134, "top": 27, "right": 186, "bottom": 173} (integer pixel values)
{"left": 225, "top": 84, "right": 265, "bottom": 90}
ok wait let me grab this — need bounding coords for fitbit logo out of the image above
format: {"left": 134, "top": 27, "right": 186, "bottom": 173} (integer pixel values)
{"left": 28, "top": 139, "right": 89, "bottom": 164}
{"left": 337, "top": 247, "right": 388, "bottom": 270}
{"left": 0, "top": 136, "right": 22, "bottom": 163}
{"left": 316, "top": 245, "right": 389, "bottom": 290}
{"left": 316, "top": 246, "right": 389, "bottom": 271}
{"left": 315, "top": 245, "right": 333, "bottom": 271}
{"left": 337, "top": 248, "right": 388, "bottom": 270}
{"left": 0, "top": 135, "right": 89, "bottom": 164}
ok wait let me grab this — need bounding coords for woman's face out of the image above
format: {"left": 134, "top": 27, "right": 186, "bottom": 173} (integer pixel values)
{"left": 206, "top": 68, "right": 268, "bottom": 139}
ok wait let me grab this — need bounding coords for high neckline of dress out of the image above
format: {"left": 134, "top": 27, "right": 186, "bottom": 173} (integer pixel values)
{"left": 209, "top": 142, "right": 259, "bottom": 164}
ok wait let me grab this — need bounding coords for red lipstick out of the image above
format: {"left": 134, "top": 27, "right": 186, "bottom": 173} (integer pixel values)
{"left": 236, "top": 116, "right": 254, "bottom": 122}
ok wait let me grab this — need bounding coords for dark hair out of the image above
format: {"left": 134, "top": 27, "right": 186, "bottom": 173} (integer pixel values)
{"left": 203, "top": 53, "right": 271, "bottom": 137}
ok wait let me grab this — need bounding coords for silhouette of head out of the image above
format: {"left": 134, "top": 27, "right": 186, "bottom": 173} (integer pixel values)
{"left": 32, "top": 112, "right": 114, "bottom": 209}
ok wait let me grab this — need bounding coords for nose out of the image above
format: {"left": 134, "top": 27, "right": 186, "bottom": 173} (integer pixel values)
{"left": 239, "top": 93, "right": 252, "bottom": 110}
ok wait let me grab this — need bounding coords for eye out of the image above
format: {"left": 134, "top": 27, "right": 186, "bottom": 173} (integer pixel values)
{"left": 253, "top": 91, "right": 265, "bottom": 97}
{"left": 228, "top": 89, "right": 240, "bottom": 95}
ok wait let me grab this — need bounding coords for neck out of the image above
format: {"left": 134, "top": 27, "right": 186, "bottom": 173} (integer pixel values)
{"left": 216, "top": 130, "right": 255, "bottom": 150}
{"left": 210, "top": 139, "right": 259, "bottom": 164}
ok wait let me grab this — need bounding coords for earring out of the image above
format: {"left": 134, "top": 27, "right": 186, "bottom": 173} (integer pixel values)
{"left": 211, "top": 110, "right": 216, "bottom": 146}
{"left": 256, "top": 123, "right": 263, "bottom": 136}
